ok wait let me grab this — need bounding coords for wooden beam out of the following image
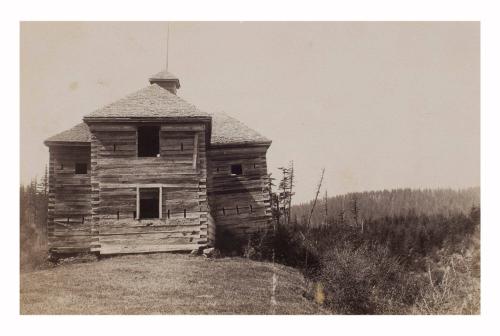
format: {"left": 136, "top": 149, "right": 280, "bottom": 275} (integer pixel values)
{"left": 159, "top": 187, "right": 163, "bottom": 219}
{"left": 134, "top": 183, "right": 165, "bottom": 188}
{"left": 193, "top": 132, "right": 199, "bottom": 170}
{"left": 136, "top": 186, "right": 140, "bottom": 219}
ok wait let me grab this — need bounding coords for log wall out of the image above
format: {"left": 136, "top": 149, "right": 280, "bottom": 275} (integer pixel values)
{"left": 47, "top": 145, "right": 92, "bottom": 253}
{"left": 47, "top": 123, "right": 271, "bottom": 255}
{"left": 207, "top": 145, "right": 272, "bottom": 239}
{"left": 89, "top": 122, "right": 209, "bottom": 254}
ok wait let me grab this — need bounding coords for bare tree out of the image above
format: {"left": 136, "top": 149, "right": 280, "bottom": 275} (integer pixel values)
{"left": 337, "top": 196, "right": 346, "bottom": 226}
{"left": 266, "top": 173, "right": 279, "bottom": 225}
{"left": 351, "top": 193, "right": 360, "bottom": 228}
{"left": 277, "top": 161, "right": 295, "bottom": 226}
{"left": 277, "top": 166, "right": 289, "bottom": 225}
{"left": 307, "top": 168, "right": 325, "bottom": 228}
{"left": 324, "top": 189, "right": 328, "bottom": 227}
{"left": 303, "top": 168, "right": 325, "bottom": 273}
{"left": 287, "top": 161, "right": 295, "bottom": 225}
{"left": 42, "top": 164, "right": 48, "bottom": 197}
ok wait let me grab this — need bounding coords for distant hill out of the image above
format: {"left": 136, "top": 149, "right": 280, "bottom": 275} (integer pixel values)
{"left": 291, "top": 187, "right": 480, "bottom": 227}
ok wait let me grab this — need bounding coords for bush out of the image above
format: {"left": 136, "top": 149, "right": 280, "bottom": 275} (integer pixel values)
{"left": 215, "top": 228, "right": 246, "bottom": 256}
{"left": 412, "top": 228, "right": 480, "bottom": 314}
{"left": 216, "top": 224, "right": 321, "bottom": 275}
{"left": 284, "top": 207, "right": 479, "bottom": 314}
{"left": 318, "top": 242, "right": 417, "bottom": 314}
{"left": 216, "top": 207, "right": 480, "bottom": 314}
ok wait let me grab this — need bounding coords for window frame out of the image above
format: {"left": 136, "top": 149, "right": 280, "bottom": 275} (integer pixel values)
{"left": 136, "top": 185, "right": 162, "bottom": 220}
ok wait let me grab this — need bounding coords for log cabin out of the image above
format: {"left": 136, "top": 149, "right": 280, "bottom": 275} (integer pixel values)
{"left": 44, "top": 71, "right": 272, "bottom": 255}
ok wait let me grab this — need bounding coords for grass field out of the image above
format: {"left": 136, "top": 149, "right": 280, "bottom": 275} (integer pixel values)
{"left": 20, "top": 253, "right": 325, "bottom": 314}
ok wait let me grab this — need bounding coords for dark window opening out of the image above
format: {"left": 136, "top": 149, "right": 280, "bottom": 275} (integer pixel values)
{"left": 75, "top": 163, "right": 87, "bottom": 174}
{"left": 231, "top": 164, "right": 243, "bottom": 175}
{"left": 139, "top": 188, "right": 159, "bottom": 219}
{"left": 137, "top": 126, "right": 160, "bottom": 157}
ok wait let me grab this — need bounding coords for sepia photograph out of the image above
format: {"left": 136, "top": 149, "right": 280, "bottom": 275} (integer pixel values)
{"left": 19, "top": 20, "right": 481, "bottom": 316}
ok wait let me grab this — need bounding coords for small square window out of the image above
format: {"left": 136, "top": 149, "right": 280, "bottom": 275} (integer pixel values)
{"left": 75, "top": 163, "right": 87, "bottom": 174}
{"left": 230, "top": 164, "right": 243, "bottom": 175}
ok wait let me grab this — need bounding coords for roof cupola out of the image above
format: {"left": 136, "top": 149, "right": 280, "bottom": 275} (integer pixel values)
{"left": 148, "top": 70, "right": 180, "bottom": 94}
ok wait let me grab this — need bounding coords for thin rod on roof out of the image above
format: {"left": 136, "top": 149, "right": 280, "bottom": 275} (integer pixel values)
{"left": 166, "top": 22, "right": 170, "bottom": 71}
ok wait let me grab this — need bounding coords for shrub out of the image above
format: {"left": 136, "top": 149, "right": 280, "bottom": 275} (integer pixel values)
{"left": 318, "top": 242, "right": 418, "bottom": 314}
{"left": 216, "top": 224, "right": 321, "bottom": 275}
{"left": 412, "top": 228, "right": 480, "bottom": 314}
{"left": 215, "top": 228, "right": 247, "bottom": 256}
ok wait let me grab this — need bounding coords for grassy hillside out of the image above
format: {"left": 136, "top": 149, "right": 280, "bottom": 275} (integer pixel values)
{"left": 20, "top": 253, "right": 326, "bottom": 314}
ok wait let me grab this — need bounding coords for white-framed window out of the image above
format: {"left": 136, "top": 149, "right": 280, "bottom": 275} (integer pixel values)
{"left": 136, "top": 186, "right": 162, "bottom": 219}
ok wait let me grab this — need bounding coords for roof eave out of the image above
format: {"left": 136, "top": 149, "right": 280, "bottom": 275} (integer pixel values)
{"left": 209, "top": 140, "right": 272, "bottom": 149}
{"left": 83, "top": 116, "right": 212, "bottom": 123}
{"left": 44, "top": 141, "right": 90, "bottom": 147}
{"left": 148, "top": 78, "right": 181, "bottom": 88}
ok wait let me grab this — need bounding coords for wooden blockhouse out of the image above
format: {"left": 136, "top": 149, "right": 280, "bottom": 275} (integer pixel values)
{"left": 44, "top": 71, "right": 272, "bottom": 255}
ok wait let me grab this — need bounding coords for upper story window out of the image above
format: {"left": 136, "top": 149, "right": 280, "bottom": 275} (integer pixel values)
{"left": 230, "top": 164, "right": 243, "bottom": 176}
{"left": 75, "top": 163, "right": 88, "bottom": 174}
{"left": 137, "top": 126, "right": 160, "bottom": 157}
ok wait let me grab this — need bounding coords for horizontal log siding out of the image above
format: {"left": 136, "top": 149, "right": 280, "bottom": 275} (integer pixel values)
{"left": 207, "top": 145, "right": 272, "bottom": 239}
{"left": 89, "top": 122, "right": 208, "bottom": 255}
{"left": 48, "top": 146, "right": 92, "bottom": 253}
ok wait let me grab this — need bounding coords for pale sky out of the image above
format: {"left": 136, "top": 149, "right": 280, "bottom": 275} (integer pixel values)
{"left": 20, "top": 22, "right": 479, "bottom": 203}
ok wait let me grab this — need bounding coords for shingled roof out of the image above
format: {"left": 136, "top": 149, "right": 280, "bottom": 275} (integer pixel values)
{"left": 210, "top": 113, "right": 271, "bottom": 146}
{"left": 46, "top": 79, "right": 270, "bottom": 147}
{"left": 84, "top": 84, "right": 208, "bottom": 120}
{"left": 44, "top": 122, "right": 91, "bottom": 145}
{"left": 45, "top": 113, "right": 270, "bottom": 147}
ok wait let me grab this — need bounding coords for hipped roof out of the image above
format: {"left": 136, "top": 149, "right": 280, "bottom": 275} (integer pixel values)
{"left": 83, "top": 84, "right": 208, "bottom": 120}
{"left": 44, "top": 122, "right": 91, "bottom": 144}
{"left": 45, "top": 85, "right": 271, "bottom": 147}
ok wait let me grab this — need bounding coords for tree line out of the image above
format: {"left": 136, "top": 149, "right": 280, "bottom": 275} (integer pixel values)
{"left": 291, "top": 187, "right": 480, "bottom": 228}
{"left": 20, "top": 168, "right": 49, "bottom": 270}
{"left": 255, "top": 167, "right": 481, "bottom": 313}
